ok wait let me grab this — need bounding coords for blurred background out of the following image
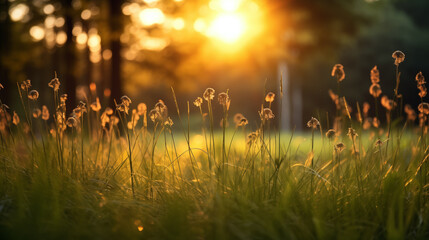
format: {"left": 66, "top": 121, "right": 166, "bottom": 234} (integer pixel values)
{"left": 1, "top": 0, "right": 429, "bottom": 130}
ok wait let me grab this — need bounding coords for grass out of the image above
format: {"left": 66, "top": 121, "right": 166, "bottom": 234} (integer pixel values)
{"left": 0, "top": 54, "right": 429, "bottom": 239}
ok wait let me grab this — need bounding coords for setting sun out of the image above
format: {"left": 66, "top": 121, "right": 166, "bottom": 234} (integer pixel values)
{"left": 207, "top": 13, "right": 246, "bottom": 43}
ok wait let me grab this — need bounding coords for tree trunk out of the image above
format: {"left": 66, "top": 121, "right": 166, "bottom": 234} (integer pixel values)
{"left": 109, "top": 0, "right": 123, "bottom": 106}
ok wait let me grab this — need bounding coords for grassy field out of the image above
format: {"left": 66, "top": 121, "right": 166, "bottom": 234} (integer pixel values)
{"left": 1, "top": 55, "right": 429, "bottom": 239}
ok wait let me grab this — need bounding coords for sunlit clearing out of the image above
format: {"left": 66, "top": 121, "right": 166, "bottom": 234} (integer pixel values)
{"left": 9, "top": 4, "right": 29, "bottom": 22}
{"left": 29, "top": 26, "right": 45, "bottom": 41}
{"left": 207, "top": 13, "right": 245, "bottom": 44}
{"left": 139, "top": 8, "right": 165, "bottom": 26}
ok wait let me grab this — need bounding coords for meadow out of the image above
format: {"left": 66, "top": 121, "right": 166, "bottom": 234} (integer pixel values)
{"left": 0, "top": 51, "right": 428, "bottom": 239}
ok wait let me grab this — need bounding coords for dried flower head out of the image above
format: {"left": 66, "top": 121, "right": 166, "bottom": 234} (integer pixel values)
{"left": 306, "top": 117, "right": 320, "bottom": 129}
{"left": 418, "top": 102, "right": 429, "bottom": 115}
{"left": 203, "top": 88, "right": 215, "bottom": 101}
{"left": 404, "top": 104, "right": 417, "bottom": 121}
{"left": 233, "top": 113, "right": 248, "bottom": 127}
{"left": 369, "top": 83, "right": 382, "bottom": 98}
{"left": 238, "top": 117, "right": 248, "bottom": 127}
{"left": 331, "top": 64, "right": 345, "bottom": 82}
{"left": 373, "top": 117, "right": 380, "bottom": 128}
{"left": 335, "top": 142, "right": 345, "bottom": 153}
{"left": 60, "top": 94, "right": 68, "bottom": 104}
{"left": 260, "top": 108, "right": 275, "bottom": 120}
{"left": 347, "top": 127, "right": 358, "bottom": 140}
{"left": 418, "top": 85, "right": 427, "bottom": 98}
{"left": 416, "top": 72, "right": 425, "bottom": 85}
{"left": 155, "top": 100, "right": 168, "bottom": 119}
{"left": 32, "top": 108, "right": 41, "bottom": 118}
{"left": 363, "top": 118, "right": 372, "bottom": 130}
{"left": 363, "top": 102, "right": 370, "bottom": 117}
{"left": 392, "top": 50, "right": 405, "bottom": 66}
{"left": 149, "top": 109, "right": 161, "bottom": 123}
{"left": 101, "top": 112, "right": 110, "bottom": 128}
{"left": 116, "top": 102, "right": 129, "bottom": 114}
{"left": 137, "top": 103, "right": 147, "bottom": 116}
{"left": 381, "top": 96, "right": 395, "bottom": 111}
{"left": 265, "top": 92, "right": 275, "bottom": 103}
{"left": 370, "top": 66, "right": 380, "bottom": 84}
{"left": 193, "top": 97, "right": 203, "bottom": 107}
{"left": 105, "top": 107, "right": 114, "bottom": 115}
{"left": 90, "top": 98, "right": 101, "bottom": 112}
{"left": 28, "top": 90, "right": 39, "bottom": 100}
{"left": 121, "top": 95, "right": 132, "bottom": 106}
{"left": 247, "top": 131, "right": 259, "bottom": 145}
{"left": 13, "top": 111, "right": 20, "bottom": 125}
{"left": 375, "top": 139, "right": 383, "bottom": 147}
{"left": 20, "top": 79, "right": 31, "bottom": 91}
{"left": 164, "top": 117, "right": 174, "bottom": 127}
{"left": 48, "top": 77, "right": 60, "bottom": 91}
{"left": 41, "top": 105, "right": 49, "bottom": 121}
{"left": 325, "top": 129, "right": 336, "bottom": 139}
{"left": 218, "top": 92, "right": 230, "bottom": 109}
{"left": 66, "top": 117, "right": 78, "bottom": 128}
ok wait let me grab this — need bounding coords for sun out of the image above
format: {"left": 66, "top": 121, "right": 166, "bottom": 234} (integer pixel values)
{"left": 207, "top": 13, "right": 246, "bottom": 44}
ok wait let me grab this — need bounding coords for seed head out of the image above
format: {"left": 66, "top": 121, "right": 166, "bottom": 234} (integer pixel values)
{"left": 247, "top": 131, "right": 259, "bottom": 145}
{"left": 335, "top": 142, "right": 345, "bottom": 153}
{"left": 416, "top": 72, "right": 425, "bottom": 85}
{"left": 149, "top": 109, "right": 161, "bottom": 123}
{"left": 105, "top": 107, "right": 114, "bottom": 115}
{"left": 155, "top": 100, "right": 168, "bottom": 119}
{"left": 116, "top": 102, "right": 129, "bottom": 114}
{"left": 392, "top": 50, "right": 405, "bottom": 66}
{"left": 325, "top": 129, "right": 336, "bottom": 139}
{"left": 381, "top": 96, "right": 395, "bottom": 111}
{"left": 265, "top": 92, "right": 275, "bottom": 103}
{"left": 90, "top": 98, "right": 101, "bottom": 112}
{"left": 66, "top": 117, "right": 78, "bottom": 128}
{"left": 306, "top": 117, "right": 320, "bottom": 129}
{"left": 20, "top": 80, "right": 31, "bottom": 91}
{"left": 347, "top": 127, "right": 358, "bottom": 140}
{"left": 218, "top": 92, "right": 230, "bottom": 109}
{"left": 193, "top": 97, "right": 203, "bottom": 107}
{"left": 13, "top": 112, "right": 20, "bottom": 125}
{"left": 164, "top": 117, "right": 174, "bottom": 127}
{"left": 121, "top": 95, "right": 132, "bottom": 106}
{"left": 60, "top": 94, "right": 68, "bottom": 104}
{"left": 32, "top": 108, "right": 41, "bottom": 118}
{"left": 370, "top": 66, "right": 380, "bottom": 84}
{"left": 331, "top": 64, "right": 345, "bottom": 82}
{"left": 48, "top": 77, "right": 60, "bottom": 91}
{"left": 375, "top": 139, "right": 383, "bottom": 147}
{"left": 28, "top": 90, "right": 39, "bottom": 100}
{"left": 203, "top": 88, "right": 215, "bottom": 101}
{"left": 404, "top": 104, "right": 416, "bottom": 121}
{"left": 42, "top": 105, "right": 49, "bottom": 120}
{"left": 137, "top": 103, "right": 147, "bottom": 116}
{"left": 260, "top": 108, "right": 275, "bottom": 120}
{"left": 418, "top": 102, "right": 429, "bottom": 115}
{"left": 369, "top": 83, "right": 382, "bottom": 98}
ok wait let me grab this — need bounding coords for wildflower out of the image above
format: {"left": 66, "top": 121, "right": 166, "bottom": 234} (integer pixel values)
{"left": 375, "top": 139, "right": 383, "bottom": 147}
{"left": 42, "top": 105, "right": 49, "bottom": 120}
{"left": 418, "top": 102, "right": 429, "bottom": 115}
{"left": 392, "top": 50, "right": 405, "bottom": 66}
{"left": 363, "top": 102, "right": 370, "bottom": 117}
{"left": 218, "top": 92, "right": 230, "bottom": 109}
{"left": 154, "top": 100, "right": 168, "bottom": 119}
{"left": 325, "top": 129, "right": 336, "bottom": 139}
{"left": 20, "top": 79, "right": 31, "bottom": 91}
{"left": 331, "top": 64, "right": 345, "bottom": 82}
{"left": 193, "top": 97, "right": 203, "bottom": 107}
{"left": 265, "top": 92, "right": 275, "bottom": 103}
{"left": 373, "top": 117, "right": 380, "bottom": 128}
{"left": 105, "top": 107, "right": 114, "bottom": 115}
{"left": 90, "top": 98, "right": 101, "bottom": 112}
{"left": 335, "top": 142, "right": 345, "bottom": 153}
{"left": 247, "top": 131, "right": 258, "bottom": 145}
{"left": 370, "top": 66, "right": 380, "bottom": 83}
{"left": 363, "top": 118, "right": 372, "bottom": 130}
{"left": 48, "top": 77, "right": 60, "bottom": 91}
{"left": 306, "top": 117, "right": 320, "bottom": 129}
{"left": 32, "top": 108, "right": 41, "bottom": 118}
{"left": 137, "top": 103, "right": 147, "bottom": 116}
{"left": 416, "top": 72, "right": 425, "bottom": 85}
{"left": 164, "top": 117, "right": 174, "bottom": 127}
{"left": 13, "top": 112, "right": 20, "bottom": 125}
{"left": 381, "top": 96, "right": 395, "bottom": 111}
{"left": 101, "top": 112, "right": 110, "bottom": 128}
{"left": 149, "top": 109, "right": 160, "bottom": 123}
{"left": 369, "top": 83, "right": 382, "bottom": 98}
{"left": 203, "top": 88, "right": 215, "bottom": 101}
{"left": 404, "top": 104, "right": 417, "bottom": 121}
{"left": 260, "top": 108, "right": 274, "bottom": 120}
{"left": 60, "top": 94, "right": 67, "bottom": 104}
{"left": 347, "top": 128, "right": 358, "bottom": 140}
{"left": 233, "top": 113, "right": 248, "bottom": 127}
{"left": 238, "top": 117, "right": 248, "bottom": 127}
{"left": 28, "top": 90, "right": 39, "bottom": 100}
{"left": 121, "top": 95, "right": 132, "bottom": 106}
{"left": 66, "top": 117, "right": 78, "bottom": 128}
{"left": 116, "top": 101, "right": 129, "bottom": 114}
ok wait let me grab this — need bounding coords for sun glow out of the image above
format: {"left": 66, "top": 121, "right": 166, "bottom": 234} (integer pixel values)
{"left": 207, "top": 13, "right": 245, "bottom": 44}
